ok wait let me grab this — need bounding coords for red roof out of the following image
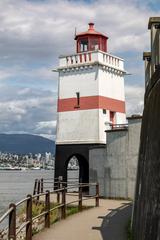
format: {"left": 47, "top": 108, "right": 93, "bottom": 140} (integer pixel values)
{"left": 75, "top": 23, "right": 108, "bottom": 40}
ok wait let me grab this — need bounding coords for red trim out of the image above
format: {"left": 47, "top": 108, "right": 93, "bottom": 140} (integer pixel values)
{"left": 58, "top": 96, "right": 125, "bottom": 113}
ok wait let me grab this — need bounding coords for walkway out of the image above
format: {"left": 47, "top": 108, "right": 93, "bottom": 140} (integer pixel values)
{"left": 33, "top": 199, "right": 132, "bottom": 240}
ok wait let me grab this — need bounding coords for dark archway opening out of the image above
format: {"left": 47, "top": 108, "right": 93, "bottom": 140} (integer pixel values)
{"left": 66, "top": 154, "right": 89, "bottom": 192}
{"left": 67, "top": 156, "right": 79, "bottom": 191}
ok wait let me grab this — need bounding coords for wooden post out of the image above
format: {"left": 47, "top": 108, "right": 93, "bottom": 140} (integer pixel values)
{"left": 57, "top": 180, "right": 60, "bottom": 203}
{"left": 96, "top": 183, "right": 99, "bottom": 207}
{"left": 8, "top": 203, "right": 16, "bottom": 240}
{"left": 26, "top": 195, "right": 32, "bottom": 240}
{"left": 61, "top": 188, "right": 66, "bottom": 219}
{"left": 78, "top": 184, "right": 82, "bottom": 212}
{"left": 33, "top": 179, "right": 38, "bottom": 195}
{"left": 37, "top": 180, "right": 40, "bottom": 201}
{"left": 45, "top": 190, "right": 50, "bottom": 228}
{"left": 41, "top": 178, "right": 44, "bottom": 193}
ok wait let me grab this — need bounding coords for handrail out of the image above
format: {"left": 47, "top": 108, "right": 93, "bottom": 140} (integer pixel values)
{"left": 0, "top": 207, "right": 13, "bottom": 223}
{"left": 0, "top": 180, "right": 99, "bottom": 240}
{"left": 65, "top": 193, "right": 79, "bottom": 197}
{"left": 109, "top": 123, "right": 128, "bottom": 130}
{"left": 65, "top": 199, "right": 81, "bottom": 206}
{"left": 16, "top": 197, "right": 30, "bottom": 207}
{"left": 49, "top": 204, "right": 64, "bottom": 212}
{"left": 16, "top": 221, "right": 30, "bottom": 235}
{"left": 32, "top": 211, "right": 47, "bottom": 221}
{"left": 32, "top": 192, "right": 47, "bottom": 199}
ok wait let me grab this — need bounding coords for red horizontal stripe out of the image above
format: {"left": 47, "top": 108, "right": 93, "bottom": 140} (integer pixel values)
{"left": 58, "top": 96, "right": 125, "bottom": 113}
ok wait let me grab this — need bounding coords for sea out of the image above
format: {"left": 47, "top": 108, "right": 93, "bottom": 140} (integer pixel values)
{"left": 0, "top": 169, "right": 78, "bottom": 216}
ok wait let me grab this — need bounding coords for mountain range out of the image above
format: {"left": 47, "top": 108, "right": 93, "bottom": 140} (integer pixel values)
{"left": 0, "top": 134, "right": 55, "bottom": 154}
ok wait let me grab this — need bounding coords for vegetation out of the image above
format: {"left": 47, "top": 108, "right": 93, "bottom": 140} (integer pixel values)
{"left": 18, "top": 200, "right": 92, "bottom": 236}
{"left": 127, "top": 220, "right": 133, "bottom": 240}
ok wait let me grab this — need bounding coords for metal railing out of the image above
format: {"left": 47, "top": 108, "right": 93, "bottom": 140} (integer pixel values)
{"left": 0, "top": 181, "right": 99, "bottom": 240}
{"left": 110, "top": 123, "right": 128, "bottom": 130}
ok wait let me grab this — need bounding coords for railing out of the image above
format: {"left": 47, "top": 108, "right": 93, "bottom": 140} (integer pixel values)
{"left": 110, "top": 123, "right": 128, "bottom": 130}
{"left": 0, "top": 181, "right": 99, "bottom": 240}
{"left": 33, "top": 177, "right": 79, "bottom": 196}
{"left": 59, "top": 50, "right": 124, "bottom": 71}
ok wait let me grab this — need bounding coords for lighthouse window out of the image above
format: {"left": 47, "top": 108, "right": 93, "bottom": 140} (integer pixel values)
{"left": 103, "top": 109, "right": 107, "bottom": 114}
{"left": 80, "top": 39, "right": 88, "bottom": 52}
{"left": 76, "top": 92, "right": 80, "bottom": 106}
{"left": 90, "top": 39, "right": 99, "bottom": 51}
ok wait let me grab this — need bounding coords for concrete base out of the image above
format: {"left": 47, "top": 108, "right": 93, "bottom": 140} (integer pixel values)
{"left": 55, "top": 143, "right": 105, "bottom": 186}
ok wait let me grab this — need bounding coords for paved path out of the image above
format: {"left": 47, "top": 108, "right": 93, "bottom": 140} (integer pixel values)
{"left": 33, "top": 198, "right": 132, "bottom": 240}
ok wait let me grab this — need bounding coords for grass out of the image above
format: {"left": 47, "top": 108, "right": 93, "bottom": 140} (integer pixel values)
{"left": 127, "top": 220, "right": 133, "bottom": 240}
{"left": 18, "top": 200, "right": 92, "bottom": 236}
{"left": 66, "top": 205, "right": 92, "bottom": 217}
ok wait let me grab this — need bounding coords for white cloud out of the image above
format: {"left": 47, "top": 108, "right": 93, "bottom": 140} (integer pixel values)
{"left": 36, "top": 121, "right": 56, "bottom": 130}
{"left": 0, "top": 70, "right": 13, "bottom": 80}
{"left": 0, "top": 0, "right": 155, "bottom": 63}
{"left": 125, "top": 84, "right": 144, "bottom": 115}
{"left": 0, "top": 0, "right": 157, "bottom": 138}
{"left": 0, "top": 86, "right": 57, "bottom": 138}
{"left": 18, "top": 88, "right": 30, "bottom": 95}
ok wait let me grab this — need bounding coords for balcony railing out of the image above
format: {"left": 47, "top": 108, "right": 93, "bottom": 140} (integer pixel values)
{"left": 110, "top": 123, "right": 128, "bottom": 130}
{"left": 59, "top": 50, "right": 124, "bottom": 71}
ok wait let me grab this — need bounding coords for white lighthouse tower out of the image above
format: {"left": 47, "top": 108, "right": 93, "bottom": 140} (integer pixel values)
{"left": 54, "top": 23, "right": 126, "bottom": 184}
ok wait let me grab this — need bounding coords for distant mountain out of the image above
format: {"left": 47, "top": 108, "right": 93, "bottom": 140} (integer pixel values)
{"left": 0, "top": 134, "right": 55, "bottom": 154}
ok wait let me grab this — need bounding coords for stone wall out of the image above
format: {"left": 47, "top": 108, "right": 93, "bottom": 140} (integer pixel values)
{"left": 132, "top": 17, "right": 160, "bottom": 240}
{"left": 132, "top": 70, "right": 160, "bottom": 240}
{"left": 89, "top": 117, "right": 141, "bottom": 199}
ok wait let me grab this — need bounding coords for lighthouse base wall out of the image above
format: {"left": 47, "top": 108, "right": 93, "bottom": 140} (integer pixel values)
{"left": 54, "top": 143, "right": 105, "bottom": 186}
{"left": 89, "top": 117, "right": 142, "bottom": 199}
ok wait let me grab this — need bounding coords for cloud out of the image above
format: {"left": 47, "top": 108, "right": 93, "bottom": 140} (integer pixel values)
{"left": 125, "top": 84, "right": 144, "bottom": 115}
{"left": 0, "top": 0, "right": 157, "bottom": 139}
{"left": 35, "top": 121, "right": 56, "bottom": 139}
{"left": 36, "top": 121, "right": 56, "bottom": 130}
{"left": 0, "top": 86, "right": 57, "bottom": 139}
{"left": 0, "top": 0, "right": 155, "bottom": 65}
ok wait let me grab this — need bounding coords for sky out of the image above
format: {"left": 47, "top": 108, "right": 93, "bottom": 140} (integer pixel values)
{"left": 0, "top": 0, "right": 159, "bottom": 140}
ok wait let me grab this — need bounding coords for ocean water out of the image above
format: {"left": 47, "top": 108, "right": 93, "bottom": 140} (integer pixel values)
{"left": 0, "top": 170, "right": 54, "bottom": 215}
{"left": 0, "top": 169, "right": 78, "bottom": 216}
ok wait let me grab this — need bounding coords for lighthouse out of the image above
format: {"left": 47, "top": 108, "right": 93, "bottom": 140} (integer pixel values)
{"left": 54, "top": 23, "right": 126, "bottom": 184}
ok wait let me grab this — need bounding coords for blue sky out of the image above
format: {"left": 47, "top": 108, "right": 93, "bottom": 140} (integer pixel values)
{"left": 0, "top": 0, "right": 159, "bottom": 139}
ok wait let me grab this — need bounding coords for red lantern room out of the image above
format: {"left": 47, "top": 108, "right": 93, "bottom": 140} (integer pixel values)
{"left": 75, "top": 23, "right": 108, "bottom": 53}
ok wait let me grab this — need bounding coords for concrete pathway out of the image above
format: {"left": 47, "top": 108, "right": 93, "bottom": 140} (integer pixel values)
{"left": 33, "top": 198, "right": 132, "bottom": 240}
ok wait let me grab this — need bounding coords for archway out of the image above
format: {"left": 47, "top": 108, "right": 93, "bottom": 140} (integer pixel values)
{"left": 66, "top": 154, "right": 89, "bottom": 192}
{"left": 67, "top": 155, "right": 79, "bottom": 191}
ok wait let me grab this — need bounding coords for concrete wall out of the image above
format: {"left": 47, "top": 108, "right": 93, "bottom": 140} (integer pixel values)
{"left": 132, "top": 70, "right": 160, "bottom": 240}
{"left": 132, "top": 18, "right": 160, "bottom": 240}
{"left": 89, "top": 147, "right": 106, "bottom": 196}
{"left": 89, "top": 117, "right": 141, "bottom": 199}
